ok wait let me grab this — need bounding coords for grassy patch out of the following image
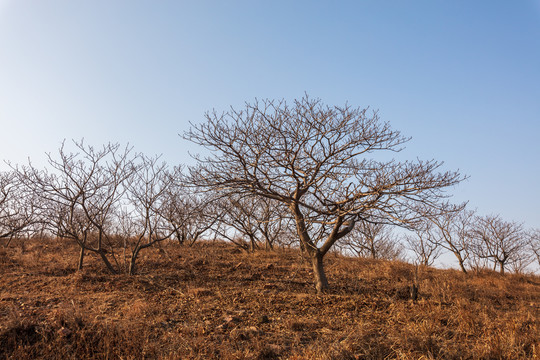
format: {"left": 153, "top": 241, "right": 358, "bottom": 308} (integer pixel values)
{"left": 1, "top": 239, "right": 539, "bottom": 359}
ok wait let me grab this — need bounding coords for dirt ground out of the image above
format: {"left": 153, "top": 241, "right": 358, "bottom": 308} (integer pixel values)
{"left": 1, "top": 239, "right": 539, "bottom": 359}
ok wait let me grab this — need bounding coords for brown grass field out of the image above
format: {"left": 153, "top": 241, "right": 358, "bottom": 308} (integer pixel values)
{"left": 0, "top": 239, "right": 539, "bottom": 359}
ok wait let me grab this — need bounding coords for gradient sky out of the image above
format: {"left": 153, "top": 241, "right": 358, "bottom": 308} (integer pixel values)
{"left": 1, "top": 1, "right": 539, "bottom": 236}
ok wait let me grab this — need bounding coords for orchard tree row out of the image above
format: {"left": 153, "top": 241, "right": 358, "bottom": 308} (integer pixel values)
{"left": 1, "top": 96, "right": 539, "bottom": 292}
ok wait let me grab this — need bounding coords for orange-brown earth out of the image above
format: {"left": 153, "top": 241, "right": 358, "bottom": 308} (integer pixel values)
{"left": 1, "top": 239, "right": 539, "bottom": 359}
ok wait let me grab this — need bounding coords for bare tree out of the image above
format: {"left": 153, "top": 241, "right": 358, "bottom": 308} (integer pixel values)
{"left": 213, "top": 195, "right": 262, "bottom": 251}
{"left": 404, "top": 224, "right": 442, "bottom": 266}
{"left": 160, "top": 182, "right": 219, "bottom": 247}
{"left": 16, "top": 140, "right": 136, "bottom": 273}
{"left": 122, "top": 155, "right": 179, "bottom": 275}
{"left": 529, "top": 228, "right": 540, "bottom": 268}
{"left": 185, "top": 96, "right": 464, "bottom": 293}
{"left": 343, "top": 221, "right": 404, "bottom": 260}
{"left": 470, "top": 215, "right": 528, "bottom": 275}
{"left": 0, "top": 171, "right": 37, "bottom": 246}
{"left": 254, "top": 198, "right": 293, "bottom": 250}
{"left": 422, "top": 205, "right": 474, "bottom": 273}
{"left": 214, "top": 194, "right": 292, "bottom": 252}
{"left": 508, "top": 227, "right": 538, "bottom": 274}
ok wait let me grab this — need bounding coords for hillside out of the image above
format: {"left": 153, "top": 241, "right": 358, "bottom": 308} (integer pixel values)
{"left": 1, "top": 239, "right": 539, "bottom": 359}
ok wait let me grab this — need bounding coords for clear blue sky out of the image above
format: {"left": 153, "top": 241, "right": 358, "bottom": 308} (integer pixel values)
{"left": 1, "top": 1, "right": 539, "bottom": 231}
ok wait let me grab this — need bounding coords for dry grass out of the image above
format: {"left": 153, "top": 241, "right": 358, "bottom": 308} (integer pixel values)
{"left": 0, "top": 239, "right": 539, "bottom": 359}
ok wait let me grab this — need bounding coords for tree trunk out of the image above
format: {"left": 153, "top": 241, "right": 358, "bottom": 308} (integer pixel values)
{"left": 290, "top": 202, "right": 332, "bottom": 293}
{"left": 299, "top": 240, "right": 306, "bottom": 253}
{"left": 129, "top": 255, "right": 137, "bottom": 276}
{"left": 78, "top": 247, "right": 85, "bottom": 270}
{"left": 370, "top": 243, "right": 377, "bottom": 259}
{"left": 458, "top": 260, "right": 468, "bottom": 274}
{"left": 312, "top": 251, "right": 329, "bottom": 294}
{"left": 4, "top": 235, "right": 14, "bottom": 248}
{"left": 129, "top": 246, "right": 145, "bottom": 275}
{"left": 98, "top": 250, "right": 118, "bottom": 274}
{"left": 499, "top": 261, "right": 505, "bottom": 275}
{"left": 455, "top": 253, "right": 468, "bottom": 274}
{"left": 249, "top": 236, "right": 256, "bottom": 252}
{"left": 265, "top": 237, "right": 274, "bottom": 251}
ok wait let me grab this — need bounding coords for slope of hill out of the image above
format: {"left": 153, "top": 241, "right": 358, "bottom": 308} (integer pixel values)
{"left": 1, "top": 239, "right": 539, "bottom": 359}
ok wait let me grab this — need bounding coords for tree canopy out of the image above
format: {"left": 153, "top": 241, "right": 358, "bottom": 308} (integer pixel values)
{"left": 185, "top": 95, "right": 465, "bottom": 292}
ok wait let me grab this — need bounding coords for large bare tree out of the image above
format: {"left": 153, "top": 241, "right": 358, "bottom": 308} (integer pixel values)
{"left": 185, "top": 96, "right": 464, "bottom": 293}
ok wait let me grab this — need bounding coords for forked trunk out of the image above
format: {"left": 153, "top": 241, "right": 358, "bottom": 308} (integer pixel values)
{"left": 312, "top": 252, "right": 329, "bottom": 294}
{"left": 265, "top": 238, "right": 274, "bottom": 251}
{"left": 289, "top": 202, "right": 332, "bottom": 293}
